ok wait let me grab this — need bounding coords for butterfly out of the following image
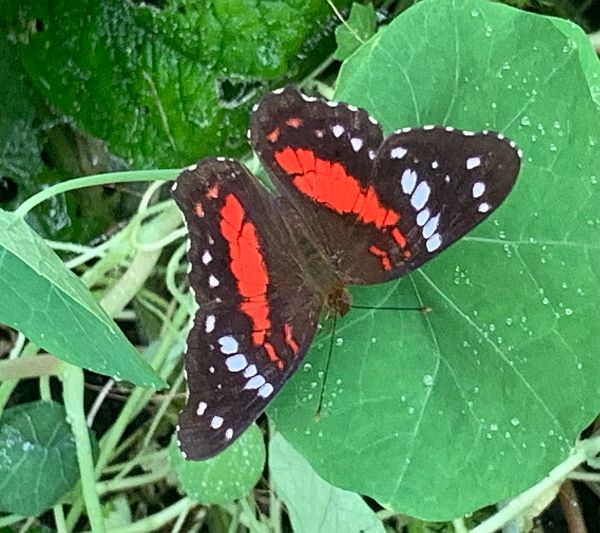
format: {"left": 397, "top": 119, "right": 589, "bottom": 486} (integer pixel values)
{"left": 171, "top": 85, "right": 522, "bottom": 460}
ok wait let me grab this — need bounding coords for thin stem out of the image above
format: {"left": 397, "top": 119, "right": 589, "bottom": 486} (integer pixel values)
{"left": 15, "top": 169, "right": 178, "bottom": 218}
{"left": 558, "top": 479, "right": 587, "bottom": 533}
{"left": 62, "top": 364, "right": 106, "bottom": 533}
{"left": 97, "top": 468, "right": 170, "bottom": 496}
{"left": 471, "top": 436, "right": 600, "bottom": 533}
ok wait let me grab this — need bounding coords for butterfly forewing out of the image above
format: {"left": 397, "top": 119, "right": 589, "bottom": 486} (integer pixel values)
{"left": 251, "top": 86, "right": 397, "bottom": 282}
{"left": 172, "top": 159, "right": 322, "bottom": 460}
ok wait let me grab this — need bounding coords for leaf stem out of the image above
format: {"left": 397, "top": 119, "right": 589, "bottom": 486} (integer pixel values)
{"left": 14, "top": 169, "right": 178, "bottom": 218}
{"left": 471, "top": 436, "right": 600, "bottom": 533}
{"left": 61, "top": 364, "right": 106, "bottom": 533}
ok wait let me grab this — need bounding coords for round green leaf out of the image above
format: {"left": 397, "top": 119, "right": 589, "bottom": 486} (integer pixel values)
{"left": 0, "top": 401, "right": 79, "bottom": 516}
{"left": 270, "top": 0, "right": 600, "bottom": 520}
{"left": 169, "top": 423, "right": 265, "bottom": 504}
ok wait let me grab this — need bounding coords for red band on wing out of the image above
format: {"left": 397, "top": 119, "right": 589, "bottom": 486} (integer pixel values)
{"left": 219, "top": 194, "right": 284, "bottom": 368}
{"left": 274, "top": 147, "right": 400, "bottom": 229}
{"left": 284, "top": 323, "right": 300, "bottom": 354}
{"left": 274, "top": 147, "right": 410, "bottom": 267}
{"left": 369, "top": 245, "right": 392, "bottom": 271}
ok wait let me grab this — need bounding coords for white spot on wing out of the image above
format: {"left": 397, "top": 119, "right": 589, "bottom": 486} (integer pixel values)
{"left": 416, "top": 208, "right": 430, "bottom": 226}
{"left": 245, "top": 375, "right": 266, "bottom": 389}
{"left": 301, "top": 94, "right": 317, "bottom": 102}
{"left": 258, "top": 383, "right": 274, "bottom": 398}
{"left": 411, "top": 181, "right": 431, "bottom": 210}
{"left": 401, "top": 169, "right": 417, "bottom": 194}
{"left": 244, "top": 365, "right": 257, "bottom": 378}
{"left": 196, "top": 401, "right": 207, "bottom": 416}
{"left": 391, "top": 147, "right": 407, "bottom": 159}
{"left": 478, "top": 202, "right": 491, "bottom": 213}
{"left": 202, "top": 250, "right": 212, "bottom": 264}
{"left": 205, "top": 315, "right": 216, "bottom": 333}
{"left": 226, "top": 353, "right": 248, "bottom": 372}
{"left": 350, "top": 138, "right": 363, "bottom": 152}
{"left": 426, "top": 233, "right": 442, "bottom": 252}
{"left": 210, "top": 416, "right": 224, "bottom": 429}
{"left": 466, "top": 156, "right": 481, "bottom": 169}
{"left": 423, "top": 214, "right": 440, "bottom": 239}
{"left": 332, "top": 124, "right": 345, "bottom": 137}
{"left": 187, "top": 163, "right": 198, "bottom": 171}
{"left": 218, "top": 335, "right": 238, "bottom": 354}
{"left": 472, "top": 181, "right": 485, "bottom": 198}
{"left": 208, "top": 275, "right": 220, "bottom": 288}
{"left": 225, "top": 428, "right": 233, "bottom": 439}
{"left": 431, "top": 160, "right": 439, "bottom": 169}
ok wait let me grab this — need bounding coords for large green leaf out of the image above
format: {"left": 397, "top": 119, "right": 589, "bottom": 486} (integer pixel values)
{"left": 270, "top": 0, "right": 600, "bottom": 520}
{"left": 0, "top": 210, "right": 165, "bottom": 388}
{"left": 1, "top": 0, "right": 349, "bottom": 168}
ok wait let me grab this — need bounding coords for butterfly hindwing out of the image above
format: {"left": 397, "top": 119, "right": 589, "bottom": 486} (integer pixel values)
{"left": 365, "top": 126, "right": 522, "bottom": 277}
{"left": 172, "top": 159, "right": 322, "bottom": 460}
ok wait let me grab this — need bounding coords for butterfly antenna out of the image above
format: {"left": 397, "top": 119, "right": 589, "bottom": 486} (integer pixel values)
{"left": 350, "top": 304, "right": 432, "bottom": 312}
{"left": 315, "top": 313, "right": 338, "bottom": 421}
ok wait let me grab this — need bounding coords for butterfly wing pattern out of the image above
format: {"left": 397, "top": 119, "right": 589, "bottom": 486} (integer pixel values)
{"left": 251, "top": 86, "right": 521, "bottom": 283}
{"left": 172, "top": 158, "right": 322, "bottom": 459}
{"left": 173, "top": 86, "right": 522, "bottom": 460}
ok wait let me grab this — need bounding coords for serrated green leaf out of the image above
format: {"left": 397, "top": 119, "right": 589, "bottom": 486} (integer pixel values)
{"left": 0, "top": 210, "right": 165, "bottom": 388}
{"left": 169, "top": 424, "right": 265, "bottom": 504}
{"left": 0, "top": 38, "right": 44, "bottom": 187}
{"left": 334, "top": 3, "right": 377, "bottom": 61}
{"left": 269, "top": 433, "right": 385, "bottom": 533}
{"left": 0, "top": 401, "right": 79, "bottom": 516}
{"left": 1, "top": 0, "right": 350, "bottom": 168}
{"left": 270, "top": 0, "right": 600, "bottom": 520}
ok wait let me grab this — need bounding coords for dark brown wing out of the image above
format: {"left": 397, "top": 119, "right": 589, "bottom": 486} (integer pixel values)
{"left": 172, "top": 158, "right": 322, "bottom": 460}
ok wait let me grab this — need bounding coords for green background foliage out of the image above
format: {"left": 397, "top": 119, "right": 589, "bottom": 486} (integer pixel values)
{"left": 0, "top": 401, "right": 80, "bottom": 516}
{"left": 0, "top": 0, "right": 350, "bottom": 169}
{"left": 170, "top": 425, "right": 265, "bottom": 504}
{"left": 0, "top": 209, "right": 165, "bottom": 388}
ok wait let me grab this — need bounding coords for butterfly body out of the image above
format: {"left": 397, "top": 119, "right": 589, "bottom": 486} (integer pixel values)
{"left": 172, "top": 86, "right": 522, "bottom": 460}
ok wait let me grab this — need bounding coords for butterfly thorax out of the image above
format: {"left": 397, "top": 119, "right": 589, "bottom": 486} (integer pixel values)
{"left": 323, "top": 284, "right": 352, "bottom": 317}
